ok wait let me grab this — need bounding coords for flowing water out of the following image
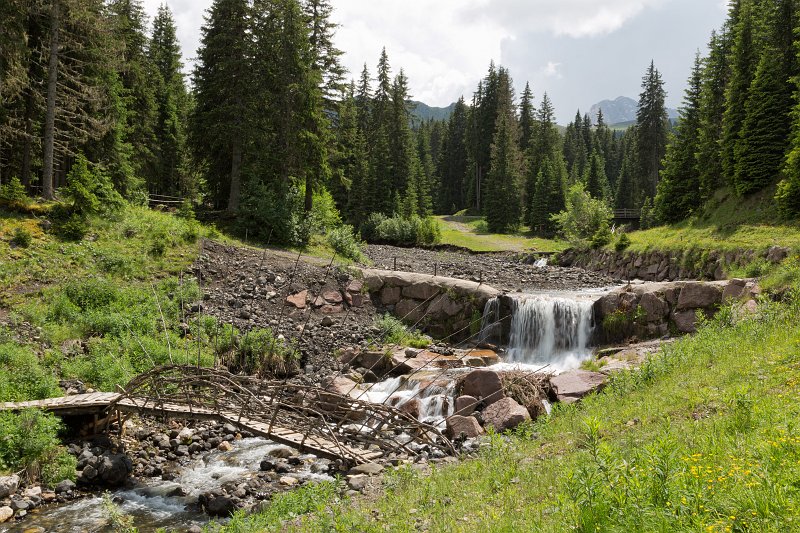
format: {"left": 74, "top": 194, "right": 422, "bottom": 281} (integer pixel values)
{"left": 1, "top": 438, "right": 333, "bottom": 533}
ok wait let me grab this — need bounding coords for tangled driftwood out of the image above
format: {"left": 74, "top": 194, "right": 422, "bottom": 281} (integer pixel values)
{"left": 112, "top": 366, "right": 455, "bottom": 465}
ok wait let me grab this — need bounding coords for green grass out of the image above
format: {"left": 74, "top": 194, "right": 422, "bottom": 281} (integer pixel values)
{"left": 231, "top": 293, "right": 800, "bottom": 532}
{"left": 436, "top": 216, "right": 566, "bottom": 253}
{"left": 624, "top": 187, "right": 800, "bottom": 253}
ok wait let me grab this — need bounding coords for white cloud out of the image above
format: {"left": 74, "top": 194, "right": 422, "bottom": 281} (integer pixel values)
{"left": 542, "top": 61, "right": 563, "bottom": 79}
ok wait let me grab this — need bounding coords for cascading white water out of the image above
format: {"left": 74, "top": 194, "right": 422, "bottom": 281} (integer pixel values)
{"left": 534, "top": 257, "right": 548, "bottom": 268}
{"left": 479, "top": 296, "right": 501, "bottom": 344}
{"left": 503, "top": 296, "right": 595, "bottom": 373}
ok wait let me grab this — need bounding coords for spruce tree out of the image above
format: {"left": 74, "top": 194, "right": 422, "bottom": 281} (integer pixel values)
{"left": 721, "top": 2, "right": 758, "bottom": 184}
{"left": 529, "top": 154, "right": 566, "bottom": 237}
{"left": 526, "top": 93, "right": 561, "bottom": 226}
{"left": 437, "top": 97, "right": 468, "bottom": 214}
{"left": 615, "top": 127, "right": 639, "bottom": 209}
{"left": 733, "top": 0, "right": 797, "bottom": 195}
{"left": 635, "top": 60, "right": 669, "bottom": 201}
{"left": 655, "top": 54, "right": 704, "bottom": 222}
{"left": 518, "top": 82, "right": 535, "bottom": 152}
{"left": 484, "top": 69, "right": 523, "bottom": 233}
{"left": 148, "top": 4, "right": 189, "bottom": 196}
{"left": 696, "top": 28, "right": 733, "bottom": 199}
{"left": 192, "top": 0, "right": 251, "bottom": 210}
{"left": 584, "top": 149, "right": 611, "bottom": 201}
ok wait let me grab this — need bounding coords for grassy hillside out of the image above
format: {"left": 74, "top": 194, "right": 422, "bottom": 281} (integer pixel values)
{"left": 436, "top": 215, "right": 566, "bottom": 253}
{"left": 626, "top": 187, "right": 800, "bottom": 253}
{"left": 224, "top": 291, "right": 800, "bottom": 532}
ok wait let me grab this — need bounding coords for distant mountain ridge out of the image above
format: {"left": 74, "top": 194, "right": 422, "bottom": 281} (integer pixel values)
{"left": 590, "top": 96, "right": 679, "bottom": 126}
{"left": 410, "top": 101, "right": 457, "bottom": 122}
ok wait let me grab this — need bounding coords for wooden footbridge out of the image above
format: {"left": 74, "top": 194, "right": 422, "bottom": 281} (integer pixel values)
{"left": 0, "top": 366, "right": 455, "bottom": 465}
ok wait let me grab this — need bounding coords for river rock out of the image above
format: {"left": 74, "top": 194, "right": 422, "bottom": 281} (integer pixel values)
{"left": 446, "top": 415, "right": 484, "bottom": 439}
{"left": 0, "top": 506, "right": 12, "bottom": 523}
{"left": 677, "top": 283, "right": 722, "bottom": 310}
{"left": 460, "top": 370, "right": 505, "bottom": 406}
{"left": 0, "top": 475, "right": 19, "bottom": 498}
{"left": 279, "top": 476, "right": 299, "bottom": 486}
{"left": 202, "top": 493, "right": 238, "bottom": 517}
{"left": 398, "top": 398, "right": 420, "bottom": 418}
{"left": 97, "top": 454, "right": 133, "bottom": 486}
{"left": 482, "top": 397, "right": 531, "bottom": 432}
{"left": 9, "top": 499, "right": 29, "bottom": 512}
{"left": 347, "top": 474, "right": 369, "bottom": 491}
{"left": 348, "top": 463, "right": 384, "bottom": 475}
{"left": 217, "top": 441, "right": 233, "bottom": 452}
{"left": 454, "top": 395, "right": 478, "bottom": 416}
{"left": 55, "top": 479, "right": 75, "bottom": 493}
{"left": 550, "top": 370, "right": 608, "bottom": 404}
{"left": 267, "top": 446, "right": 294, "bottom": 459}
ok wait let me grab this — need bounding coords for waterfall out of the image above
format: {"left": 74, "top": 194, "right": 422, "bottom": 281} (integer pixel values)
{"left": 534, "top": 257, "right": 548, "bottom": 268}
{"left": 479, "top": 296, "right": 502, "bottom": 344}
{"left": 503, "top": 295, "right": 595, "bottom": 373}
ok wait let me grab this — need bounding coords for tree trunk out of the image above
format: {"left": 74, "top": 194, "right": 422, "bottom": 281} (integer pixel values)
{"left": 228, "top": 136, "right": 242, "bottom": 212}
{"left": 304, "top": 170, "right": 313, "bottom": 214}
{"left": 21, "top": 88, "right": 35, "bottom": 188}
{"left": 42, "top": 0, "right": 59, "bottom": 200}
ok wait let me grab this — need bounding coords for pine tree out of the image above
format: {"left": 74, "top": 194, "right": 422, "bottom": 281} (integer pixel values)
{"left": 733, "top": 0, "right": 797, "bottom": 195}
{"left": 301, "top": 0, "right": 344, "bottom": 106}
{"left": 0, "top": 0, "right": 29, "bottom": 176}
{"left": 696, "top": 28, "right": 733, "bottom": 199}
{"left": 437, "top": 97, "right": 468, "bottom": 213}
{"left": 655, "top": 54, "right": 704, "bottom": 222}
{"left": 355, "top": 64, "right": 372, "bottom": 134}
{"left": 721, "top": 1, "right": 758, "bottom": 184}
{"left": 148, "top": 4, "right": 189, "bottom": 196}
{"left": 484, "top": 69, "right": 523, "bottom": 233}
{"left": 615, "top": 127, "right": 639, "bottom": 209}
{"left": 518, "top": 82, "right": 535, "bottom": 152}
{"left": 529, "top": 154, "right": 566, "bottom": 237}
{"left": 525, "top": 93, "right": 561, "bottom": 226}
{"left": 635, "top": 60, "right": 669, "bottom": 201}
{"left": 192, "top": 0, "right": 251, "bottom": 210}
{"left": 584, "top": 149, "right": 611, "bottom": 200}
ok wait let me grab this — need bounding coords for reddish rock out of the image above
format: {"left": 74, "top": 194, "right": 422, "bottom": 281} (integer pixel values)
{"left": 321, "top": 289, "right": 343, "bottom": 304}
{"left": 481, "top": 397, "right": 531, "bottom": 432}
{"left": 346, "top": 280, "right": 364, "bottom": 294}
{"left": 460, "top": 370, "right": 505, "bottom": 406}
{"left": 286, "top": 290, "right": 308, "bottom": 309}
{"left": 454, "top": 395, "right": 478, "bottom": 416}
{"left": 320, "top": 304, "right": 344, "bottom": 314}
{"left": 550, "top": 370, "right": 608, "bottom": 404}
{"left": 398, "top": 399, "right": 421, "bottom": 419}
{"left": 345, "top": 292, "right": 366, "bottom": 307}
{"left": 446, "top": 415, "right": 484, "bottom": 439}
{"left": 325, "top": 376, "right": 360, "bottom": 397}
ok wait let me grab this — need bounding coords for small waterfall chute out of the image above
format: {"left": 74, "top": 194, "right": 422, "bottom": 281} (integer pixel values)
{"left": 499, "top": 295, "right": 596, "bottom": 373}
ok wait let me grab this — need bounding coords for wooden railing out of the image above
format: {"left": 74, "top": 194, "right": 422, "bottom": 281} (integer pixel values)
{"left": 613, "top": 209, "right": 641, "bottom": 219}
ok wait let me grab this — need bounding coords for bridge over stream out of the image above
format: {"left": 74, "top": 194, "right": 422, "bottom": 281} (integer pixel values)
{"left": 0, "top": 366, "right": 455, "bottom": 466}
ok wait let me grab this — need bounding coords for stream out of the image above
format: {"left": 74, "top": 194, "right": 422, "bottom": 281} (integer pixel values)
{"left": 4, "top": 289, "right": 610, "bottom": 532}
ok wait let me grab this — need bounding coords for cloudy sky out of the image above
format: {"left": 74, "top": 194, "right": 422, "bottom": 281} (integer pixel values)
{"left": 141, "top": 0, "right": 729, "bottom": 123}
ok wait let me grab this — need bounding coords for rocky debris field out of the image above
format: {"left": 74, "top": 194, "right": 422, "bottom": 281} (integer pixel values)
{"left": 192, "top": 240, "right": 380, "bottom": 385}
{"left": 363, "top": 245, "right": 615, "bottom": 292}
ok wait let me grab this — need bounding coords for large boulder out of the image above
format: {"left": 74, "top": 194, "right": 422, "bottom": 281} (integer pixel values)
{"left": 481, "top": 397, "right": 531, "bottom": 432}
{"left": 460, "top": 370, "right": 505, "bottom": 406}
{"left": 402, "top": 282, "right": 440, "bottom": 301}
{"left": 550, "top": 370, "right": 607, "bottom": 404}
{"left": 677, "top": 283, "right": 722, "bottom": 310}
{"left": 96, "top": 454, "right": 133, "bottom": 487}
{"left": 0, "top": 506, "right": 12, "bottom": 523}
{"left": 446, "top": 415, "right": 484, "bottom": 439}
{"left": 639, "top": 292, "right": 669, "bottom": 322}
{"left": 672, "top": 310, "right": 699, "bottom": 333}
{"left": 200, "top": 492, "right": 239, "bottom": 517}
{"left": 454, "top": 395, "right": 479, "bottom": 416}
{"left": 0, "top": 475, "right": 19, "bottom": 499}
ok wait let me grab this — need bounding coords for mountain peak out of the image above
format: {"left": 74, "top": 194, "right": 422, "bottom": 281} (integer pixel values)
{"left": 590, "top": 96, "right": 679, "bottom": 126}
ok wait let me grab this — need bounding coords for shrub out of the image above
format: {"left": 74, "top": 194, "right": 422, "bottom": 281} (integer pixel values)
{"left": 238, "top": 182, "right": 304, "bottom": 246}
{"left": 11, "top": 226, "right": 32, "bottom": 248}
{"left": 64, "top": 278, "right": 119, "bottom": 311}
{"left": 62, "top": 154, "right": 124, "bottom": 217}
{"left": 615, "top": 233, "right": 631, "bottom": 252}
{"left": 55, "top": 214, "right": 88, "bottom": 241}
{"left": 374, "top": 314, "right": 431, "bottom": 348}
{"left": 0, "top": 343, "right": 61, "bottom": 402}
{"left": 236, "top": 328, "right": 299, "bottom": 377}
{"left": 41, "top": 448, "right": 78, "bottom": 486}
{"left": 590, "top": 220, "right": 612, "bottom": 249}
{"left": 361, "top": 214, "right": 441, "bottom": 246}
{"left": 551, "top": 183, "right": 613, "bottom": 243}
{"left": 0, "top": 410, "right": 65, "bottom": 481}
{"left": 176, "top": 200, "right": 196, "bottom": 220}
{"left": 0, "top": 177, "right": 29, "bottom": 208}
{"left": 150, "top": 230, "right": 168, "bottom": 257}
{"left": 327, "top": 225, "right": 365, "bottom": 262}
